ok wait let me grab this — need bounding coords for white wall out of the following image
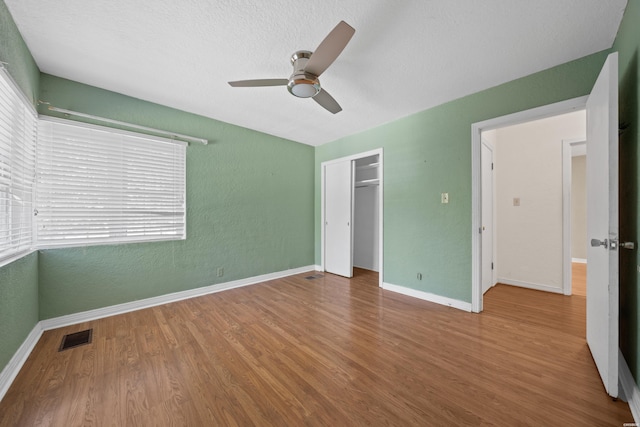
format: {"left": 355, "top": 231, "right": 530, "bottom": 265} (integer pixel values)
{"left": 353, "top": 185, "right": 379, "bottom": 271}
{"left": 571, "top": 155, "right": 587, "bottom": 260}
{"left": 353, "top": 154, "right": 380, "bottom": 272}
{"left": 495, "top": 111, "right": 585, "bottom": 292}
{"left": 483, "top": 129, "right": 497, "bottom": 147}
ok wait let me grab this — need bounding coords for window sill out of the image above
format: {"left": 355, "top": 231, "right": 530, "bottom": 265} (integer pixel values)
{"left": 0, "top": 249, "right": 37, "bottom": 269}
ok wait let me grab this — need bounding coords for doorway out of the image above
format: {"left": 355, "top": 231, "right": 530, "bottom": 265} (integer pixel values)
{"left": 321, "top": 148, "right": 384, "bottom": 286}
{"left": 481, "top": 140, "right": 495, "bottom": 295}
{"left": 353, "top": 154, "right": 381, "bottom": 272}
{"left": 473, "top": 53, "right": 621, "bottom": 399}
{"left": 471, "top": 96, "right": 589, "bottom": 312}
{"left": 563, "top": 139, "right": 587, "bottom": 296}
{"left": 479, "top": 111, "right": 586, "bottom": 300}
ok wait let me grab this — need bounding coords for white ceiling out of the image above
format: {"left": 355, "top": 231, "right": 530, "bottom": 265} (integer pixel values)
{"left": 5, "top": 0, "right": 627, "bottom": 146}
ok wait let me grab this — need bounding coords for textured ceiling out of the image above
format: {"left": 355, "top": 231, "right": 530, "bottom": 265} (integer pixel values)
{"left": 5, "top": 0, "right": 627, "bottom": 146}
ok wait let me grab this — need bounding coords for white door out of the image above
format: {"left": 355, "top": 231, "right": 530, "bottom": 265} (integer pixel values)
{"left": 481, "top": 142, "right": 494, "bottom": 294}
{"left": 324, "top": 160, "right": 353, "bottom": 277}
{"left": 586, "top": 52, "right": 618, "bottom": 398}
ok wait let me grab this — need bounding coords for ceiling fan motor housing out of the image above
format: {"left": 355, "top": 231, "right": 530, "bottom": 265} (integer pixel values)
{"left": 228, "top": 21, "right": 354, "bottom": 113}
{"left": 287, "top": 50, "right": 321, "bottom": 98}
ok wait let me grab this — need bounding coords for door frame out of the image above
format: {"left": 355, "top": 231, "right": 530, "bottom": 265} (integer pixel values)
{"left": 471, "top": 96, "right": 588, "bottom": 312}
{"left": 321, "top": 148, "right": 384, "bottom": 286}
{"left": 562, "top": 138, "right": 587, "bottom": 295}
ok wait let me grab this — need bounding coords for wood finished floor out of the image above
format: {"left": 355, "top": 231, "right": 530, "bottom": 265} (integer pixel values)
{"left": 572, "top": 261, "right": 587, "bottom": 296}
{"left": 0, "top": 268, "right": 632, "bottom": 426}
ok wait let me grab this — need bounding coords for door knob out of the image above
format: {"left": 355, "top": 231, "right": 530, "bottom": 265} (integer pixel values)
{"left": 591, "top": 238, "right": 608, "bottom": 249}
{"left": 621, "top": 241, "right": 635, "bottom": 250}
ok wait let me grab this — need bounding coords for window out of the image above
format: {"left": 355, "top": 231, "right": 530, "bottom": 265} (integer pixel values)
{"left": 36, "top": 118, "right": 186, "bottom": 248}
{"left": 0, "top": 68, "right": 37, "bottom": 265}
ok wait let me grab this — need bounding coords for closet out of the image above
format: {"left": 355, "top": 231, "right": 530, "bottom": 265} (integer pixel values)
{"left": 323, "top": 151, "right": 381, "bottom": 278}
{"left": 353, "top": 154, "right": 380, "bottom": 272}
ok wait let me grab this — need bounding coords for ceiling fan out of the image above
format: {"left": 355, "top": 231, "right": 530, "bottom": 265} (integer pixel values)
{"left": 228, "top": 21, "right": 355, "bottom": 114}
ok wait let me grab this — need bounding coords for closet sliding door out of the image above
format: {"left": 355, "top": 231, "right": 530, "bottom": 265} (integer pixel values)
{"left": 324, "top": 160, "right": 353, "bottom": 278}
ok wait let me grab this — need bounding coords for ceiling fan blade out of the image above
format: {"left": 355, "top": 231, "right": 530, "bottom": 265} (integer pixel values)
{"left": 304, "top": 21, "right": 355, "bottom": 77}
{"left": 228, "top": 79, "right": 288, "bottom": 87}
{"left": 313, "top": 88, "right": 342, "bottom": 114}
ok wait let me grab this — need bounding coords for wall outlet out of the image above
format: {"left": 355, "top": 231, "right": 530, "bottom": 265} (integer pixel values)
{"left": 513, "top": 197, "right": 520, "bottom": 207}
{"left": 441, "top": 193, "right": 449, "bottom": 204}
{"left": 217, "top": 267, "right": 224, "bottom": 277}
{"left": 417, "top": 272, "right": 422, "bottom": 280}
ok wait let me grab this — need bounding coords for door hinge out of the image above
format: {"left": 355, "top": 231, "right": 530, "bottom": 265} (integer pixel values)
{"left": 491, "top": 262, "right": 494, "bottom": 270}
{"left": 491, "top": 163, "right": 494, "bottom": 170}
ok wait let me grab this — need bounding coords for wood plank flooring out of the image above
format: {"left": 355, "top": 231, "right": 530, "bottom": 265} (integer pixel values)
{"left": 0, "top": 268, "right": 632, "bottom": 426}
{"left": 572, "top": 261, "right": 587, "bottom": 296}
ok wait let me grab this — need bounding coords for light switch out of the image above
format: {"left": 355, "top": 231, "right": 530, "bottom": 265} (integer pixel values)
{"left": 513, "top": 197, "right": 520, "bottom": 207}
{"left": 441, "top": 192, "right": 449, "bottom": 204}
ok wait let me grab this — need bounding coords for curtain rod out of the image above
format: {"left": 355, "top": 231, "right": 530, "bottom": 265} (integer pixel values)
{"left": 44, "top": 105, "right": 208, "bottom": 145}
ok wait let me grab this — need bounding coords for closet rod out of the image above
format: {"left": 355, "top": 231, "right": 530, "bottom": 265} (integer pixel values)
{"left": 45, "top": 106, "right": 208, "bottom": 145}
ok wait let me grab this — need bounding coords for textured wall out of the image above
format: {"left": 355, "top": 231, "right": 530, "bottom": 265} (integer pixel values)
{"left": 613, "top": 0, "right": 640, "bottom": 388}
{"left": 37, "top": 74, "right": 315, "bottom": 319}
{"left": 0, "top": 0, "right": 40, "bottom": 376}
{"left": 0, "top": 253, "right": 38, "bottom": 371}
{"left": 315, "top": 51, "right": 609, "bottom": 303}
{"left": 0, "top": 0, "right": 38, "bottom": 102}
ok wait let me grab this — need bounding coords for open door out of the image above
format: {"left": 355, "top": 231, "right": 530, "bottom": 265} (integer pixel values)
{"left": 586, "top": 52, "right": 618, "bottom": 398}
{"left": 481, "top": 142, "right": 494, "bottom": 294}
{"left": 324, "top": 160, "right": 354, "bottom": 277}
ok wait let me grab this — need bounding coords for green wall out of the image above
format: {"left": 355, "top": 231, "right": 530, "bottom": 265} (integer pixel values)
{"left": 0, "top": 254, "right": 38, "bottom": 377}
{"left": 0, "top": 0, "right": 38, "bottom": 102}
{"left": 613, "top": 0, "right": 640, "bottom": 388}
{"left": 0, "top": 0, "right": 40, "bottom": 373}
{"left": 315, "top": 52, "right": 609, "bottom": 302}
{"left": 37, "top": 74, "right": 315, "bottom": 319}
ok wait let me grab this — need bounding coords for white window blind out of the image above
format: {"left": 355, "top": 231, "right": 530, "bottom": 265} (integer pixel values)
{"left": 0, "top": 68, "right": 37, "bottom": 265}
{"left": 36, "top": 118, "right": 186, "bottom": 248}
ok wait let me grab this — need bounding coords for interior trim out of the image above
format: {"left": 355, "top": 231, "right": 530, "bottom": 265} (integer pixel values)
{"left": 382, "top": 281, "right": 472, "bottom": 312}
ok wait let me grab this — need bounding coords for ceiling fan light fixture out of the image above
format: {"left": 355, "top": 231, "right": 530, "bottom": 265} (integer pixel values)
{"left": 287, "top": 73, "right": 321, "bottom": 98}
{"left": 228, "top": 21, "right": 355, "bottom": 113}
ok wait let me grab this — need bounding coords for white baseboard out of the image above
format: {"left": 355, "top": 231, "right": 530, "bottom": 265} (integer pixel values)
{"left": 619, "top": 349, "right": 640, "bottom": 423}
{"left": 353, "top": 264, "right": 380, "bottom": 272}
{"left": 0, "top": 322, "right": 43, "bottom": 402}
{"left": 572, "top": 258, "right": 587, "bottom": 264}
{"left": 41, "top": 265, "right": 317, "bottom": 331}
{"left": 497, "top": 277, "right": 564, "bottom": 294}
{"left": 382, "top": 282, "right": 472, "bottom": 312}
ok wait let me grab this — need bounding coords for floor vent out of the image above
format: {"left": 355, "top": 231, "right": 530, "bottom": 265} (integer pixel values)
{"left": 305, "top": 274, "right": 324, "bottom": 280}
{"left": 59, "top": 329, "right": 93, "bottom": 352}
